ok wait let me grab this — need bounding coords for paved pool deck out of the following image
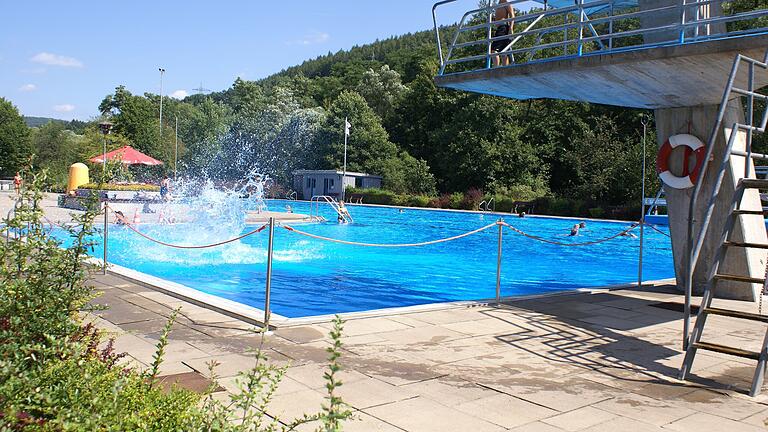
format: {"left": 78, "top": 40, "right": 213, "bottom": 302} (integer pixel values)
{"left": 87, "top": 272, "right": 768, "bottom": 431}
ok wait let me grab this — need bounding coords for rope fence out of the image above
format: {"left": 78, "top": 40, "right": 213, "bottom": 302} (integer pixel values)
{"left": 645, "top": 222, "right": 672, "bottom": 238}
{"left": 75, "top": 206, "right": 671, "bottom": 329}
{"left": 98, "top": 206, "right": 668, "bottom": 251}
{"left": 110, "top": 207, "right": 269, "bottom": 249}
{"left": 500, "top": 221, "right": 642, "bottom": 247}
{"left": 282, "top": 222, "right": 499, "bottom": 247}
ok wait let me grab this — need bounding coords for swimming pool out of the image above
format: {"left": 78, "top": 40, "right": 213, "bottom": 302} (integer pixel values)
{"left": 61, "top": 200, "right": 674, "bottom": 318}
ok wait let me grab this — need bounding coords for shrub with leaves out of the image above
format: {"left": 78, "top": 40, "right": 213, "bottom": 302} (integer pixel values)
{"left": 0, "top": 168, "right": 352, "bottom": 431}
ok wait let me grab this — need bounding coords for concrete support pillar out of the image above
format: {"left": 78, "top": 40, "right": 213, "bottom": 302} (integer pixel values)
{"left": 655, "top": 101, "right": 767, "bottom": 300}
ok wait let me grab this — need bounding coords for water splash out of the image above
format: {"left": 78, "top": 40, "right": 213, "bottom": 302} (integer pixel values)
{"left": 113, "top": 170, "right": 276, "bottom": 266}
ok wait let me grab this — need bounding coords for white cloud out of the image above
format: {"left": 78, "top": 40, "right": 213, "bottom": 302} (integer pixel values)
{"left": 31, "top": 52, "right": 83, "bottom": 68}
{"left": 169, "top": 89, "right": 188, "bottom": 99}
{"left": 18, "top": 84, "right": 36, "bottom": 92}
{"left": 287, "top": 31, "right": 330, "bottom": 46}
{"left": 53, "top": 104, "right": 75, "bottom": 113}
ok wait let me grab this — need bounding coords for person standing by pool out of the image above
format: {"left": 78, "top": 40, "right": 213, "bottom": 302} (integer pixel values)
{"left": 160, "top": 176, "right": 171, "bottom": 201}
{"left": 13, "top": 172, "right": 22, "bottom": 196}
{"left": 492, "top": 0, "right": 515, "bottom": 67}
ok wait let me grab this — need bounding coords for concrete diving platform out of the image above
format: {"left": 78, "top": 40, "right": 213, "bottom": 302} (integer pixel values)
{"left": 245, "top": 211, "right": 321, "bottom": 225}
{"left": 435, "top": 34, "right": 768, "bottom": 109}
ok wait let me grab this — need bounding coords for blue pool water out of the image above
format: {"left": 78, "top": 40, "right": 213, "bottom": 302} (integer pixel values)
{"left": 57, "top": 200, "right": 674, "bottom": 318}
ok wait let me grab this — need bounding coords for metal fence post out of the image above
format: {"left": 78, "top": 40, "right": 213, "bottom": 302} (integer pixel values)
{"left": 103, "top": 202, "right": 108, "bottom": 275}
{"left": 679, "top": 0, "right": 687, "bottom": 43}
{"left": 577, "top": 0, "right": 585, "bottom": 56}
{"left": 486, "top": 0, "right": 493, "bottom": 69}
{"left": 496, "top": 219, "right": 503, "bottom": 304}
{"left": 264, "top": 217, "right": 275, "bottom": 330}
{"left": 638, "top": 117, "right": 648, "bottom": 288}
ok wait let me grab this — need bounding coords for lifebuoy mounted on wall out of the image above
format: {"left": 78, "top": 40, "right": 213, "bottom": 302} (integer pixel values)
{"left": 656, "top": 134, "right": 707, "bottom": 189}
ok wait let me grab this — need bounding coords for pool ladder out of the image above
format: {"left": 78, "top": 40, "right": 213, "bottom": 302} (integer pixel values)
{"left": 679, "top": 49, "right": 768, "bottom": 396}
{"left": 310, "top": 195, "right": 353, "bottom": 223}
{"left": 479, "top": 198, "right": 495, "bottom": 212}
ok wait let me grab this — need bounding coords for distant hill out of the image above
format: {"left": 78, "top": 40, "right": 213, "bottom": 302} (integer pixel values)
{"left": 24, "top": 116, "right": 89, "bottom": 133}
{"left": 203, "top": 28, "right": 442, "bottom": 103}
{"left": 24, "top": 116, "right": 66, "bottom": 128}
{"left": 264, "top": 29, "right": 438, "bottom": 83}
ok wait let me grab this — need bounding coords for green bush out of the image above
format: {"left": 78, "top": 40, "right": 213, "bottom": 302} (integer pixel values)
{"left": 346, "top": 187, "right": 396, "bottom": 205}
{"left": 343, "top": 186, "right": 630, "bottom": 220}
{"left": 405, "top": 195, "right": 432, "bottom": 207}
{"left": 1, "top": 169, "right": 353, "bottom": 431}
{"left": 588, "top": 207, "right": 606, "bottom": 218}
{"left": 448, "top": 192, "right": 464, "bottom": 209}
{"left": 79, "top": 183, "right": 160, "bottom": 192}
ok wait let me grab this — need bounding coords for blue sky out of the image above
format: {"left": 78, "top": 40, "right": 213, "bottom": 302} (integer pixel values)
{"left": 0, "top": 0, "right": 477, "bottom": 121}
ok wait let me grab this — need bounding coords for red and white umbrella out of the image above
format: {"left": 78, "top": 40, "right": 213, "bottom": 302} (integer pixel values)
{"left": 89, "top": 146, "right": 163, "bottom": 166}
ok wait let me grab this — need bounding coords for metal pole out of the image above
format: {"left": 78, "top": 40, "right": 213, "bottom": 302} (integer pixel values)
{"left": 638, "top": 117, "right": 648, "bottom": 289}
{"left": 577, "top": 0, "right": 585, "bottom": 56}
{"left": 264, "top": 217, "right": 275, "bottom": 330}
{"left": 342, "top": 117, "right": 348, "bottom": 202}
{"left": 102, "top": 133, "right": 106, "bottom": 175}
{"left": 159, "top": 68, "right": 165, "bottom": 148}
{"left": 174, "top": 115, "right": 178, "bottom": 180}
{"left": 103, "top": 202, "right": 109, "bottom": 275}
{"left": 496, "top": 219, "right": 503, "bottom": 304}
{"left": 487, "top": 0, "right": 493, "bottom": 69}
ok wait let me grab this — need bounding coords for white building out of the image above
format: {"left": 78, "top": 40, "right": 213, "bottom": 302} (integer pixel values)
{"left": 293, "top": 170, "right": 382, "bottom": 200}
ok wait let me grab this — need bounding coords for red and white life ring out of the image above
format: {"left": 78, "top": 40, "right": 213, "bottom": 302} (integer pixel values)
{"left": 656, "top": 134, "right": 707, "bottom": 189}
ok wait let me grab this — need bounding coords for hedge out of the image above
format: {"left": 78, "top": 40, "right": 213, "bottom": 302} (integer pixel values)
{"left": 79, "top": 183, "right": 160, "bottom": 192}
{"left": 345, "top": 187, "right": 640, "bottom": 221}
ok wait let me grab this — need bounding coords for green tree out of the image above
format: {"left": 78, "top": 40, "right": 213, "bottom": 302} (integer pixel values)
{"left": 318, "top": 91, "right": 399, "bottom": 173}
{"left": 99, "top": 86, "right": 175, "bottom": 168}
{"left": 356, "top": 65, "right": 408, "bottom": 122}
{"left": 218, "top": 86, "right": 325, "bottom": 184}
{"left": 30, "top": 121, "right": 78, "bottom": 184}
{"left": 0, "top": 98, "right": 32, "bottom": 177}
{"left": 318, "top": 91, "right": 437, "bottom": 195}
{"left": 228, "top": 78, "right": 266, "bottom": 114}
{"left": 177, "top": 98, "right": 232, "bottom": 175}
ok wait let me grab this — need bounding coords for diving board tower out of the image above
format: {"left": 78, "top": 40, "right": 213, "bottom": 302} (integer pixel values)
{"left": 432, "top": 0, "right": 768, "bottom": 302}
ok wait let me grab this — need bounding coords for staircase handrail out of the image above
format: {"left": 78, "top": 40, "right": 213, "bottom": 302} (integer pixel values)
{"left": 310, "top": 195, "right": 353, "bottom": 223}
{"left": 432, "top": 0, "right": 768, "bottom": 75}
{"left": 683, "top": 50, "right": 768, "bottom": 349}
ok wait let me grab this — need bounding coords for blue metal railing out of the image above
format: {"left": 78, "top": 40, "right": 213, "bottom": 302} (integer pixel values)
{"left": 433, "top": 0, "right": 768, "bottom": 75}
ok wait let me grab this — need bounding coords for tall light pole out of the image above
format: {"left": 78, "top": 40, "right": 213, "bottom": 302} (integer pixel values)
{"left": 174, "top": 115, "right": 178, "bottom": 180}
{"left": 158, "top": 68, "right": 165, "bottom": 148}
{"left": 99, "top": 121, "right": 113, "bottom": 177}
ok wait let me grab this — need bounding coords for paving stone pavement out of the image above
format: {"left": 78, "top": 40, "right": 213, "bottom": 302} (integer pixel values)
{"left": 10, "top": 185, "right": 767, "bottom": 429}
{"left": 84, "top": 272, "right": 768, "bottom": 431}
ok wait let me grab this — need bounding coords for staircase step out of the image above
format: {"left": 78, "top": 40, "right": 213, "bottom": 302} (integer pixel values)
{"left": 741, "top": 179, "right": 768, "bottom": 189}
{"left": 723, "top": 241, "right": 768, "bottom": 249}
{"left": 714, "top": 274, "right": 766, "bottom": 284}
{"left": 704, "top": 307, "right": 768, "bottom": 323}
{"left": 732, "top": 209, "right": 767, "bottom": 216}
{"left": 693, "top": 341, "right": 761, "bottom": 360}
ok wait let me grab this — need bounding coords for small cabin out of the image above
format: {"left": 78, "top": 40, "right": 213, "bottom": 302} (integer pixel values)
{"left": 293, "top": 170, "right": 382, "bottom": 200}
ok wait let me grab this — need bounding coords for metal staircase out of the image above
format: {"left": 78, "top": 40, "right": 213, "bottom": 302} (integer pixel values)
{"left": 310, "top": 195, "right": 353, "bottom": 223}
{"left": 679, "top": 50, "right": 768, "bottom": 396}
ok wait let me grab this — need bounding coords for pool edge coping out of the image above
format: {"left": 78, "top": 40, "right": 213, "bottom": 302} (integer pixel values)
{"left": 95, "top": 258, "right": 676, "bottom": 329}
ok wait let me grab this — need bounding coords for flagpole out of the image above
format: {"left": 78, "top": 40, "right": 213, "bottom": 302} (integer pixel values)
{"left": 343, "top": 116, "right": 348, "bottom": 202}
{"left": 158, "top": 68, "right": 165, "bottom": 148}
{"left": 174, "top": 115, "right": 178, "bottom": 180}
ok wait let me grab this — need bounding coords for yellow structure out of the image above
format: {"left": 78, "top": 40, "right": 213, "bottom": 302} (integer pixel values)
{"left": 66, "top": 163, "right": 89, "bottom": 192}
